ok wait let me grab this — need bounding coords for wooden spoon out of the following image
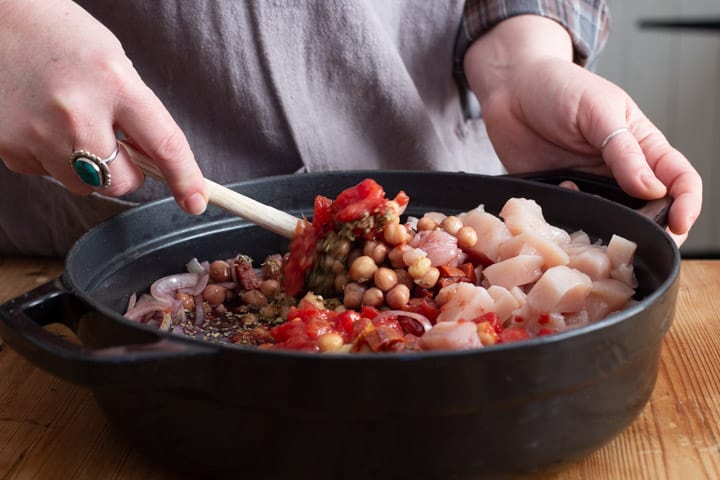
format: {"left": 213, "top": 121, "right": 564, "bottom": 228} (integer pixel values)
{"left": 119, "top": 141, "right": 300, "bottom": 239}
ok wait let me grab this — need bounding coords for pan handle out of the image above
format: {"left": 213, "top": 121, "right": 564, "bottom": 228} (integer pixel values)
{"left": 508, "top": 170, "right": 670, "bottom": 228}
{"left": 0, "top": 277, "right": 217, "bottom": 388}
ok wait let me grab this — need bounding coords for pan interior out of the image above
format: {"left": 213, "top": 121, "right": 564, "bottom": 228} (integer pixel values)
{"left": 66, "top": 171, "right": 679, "bottom": 330}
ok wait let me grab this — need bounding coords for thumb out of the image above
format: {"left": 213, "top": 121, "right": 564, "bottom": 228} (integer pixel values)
{"left": 115, "top": 83, "right": 208, "bottom": 215}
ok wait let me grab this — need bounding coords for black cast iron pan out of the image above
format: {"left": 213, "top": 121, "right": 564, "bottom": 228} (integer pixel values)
{"left": 0, "top": 171, "right": 679, "bottom": 479}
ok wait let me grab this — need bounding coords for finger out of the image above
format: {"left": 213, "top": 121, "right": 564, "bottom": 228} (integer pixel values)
{"left": 69, "top": 128, "right": 145, "bottom": 196}
{"left": 0, "top": 150, "right": 50, "bottom": 176}
{"left": 115, "top": 82, "right": 207, "bottom": 215}
{"left": 636, "top": 132, "right": 703, "bottom": 237}
{"left": 657, "top": 167, "right": 702, "bottom": 237}
{"left": 597, "top": 126, "right": 668, "bottom": 201}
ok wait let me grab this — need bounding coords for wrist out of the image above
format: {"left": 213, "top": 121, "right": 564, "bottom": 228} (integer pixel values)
{"left": 464, "top": 15, "right": 573, "bottom": 104}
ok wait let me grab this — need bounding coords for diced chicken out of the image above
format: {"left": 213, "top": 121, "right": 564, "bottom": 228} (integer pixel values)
{"left": 610, "top": 263, "right": 638, "bottom": 289}
{"left": 435, "top": 283, "right": 495, "bottom": 323}
{"left": 567, "top": 244, "right": 611, "bottom": 280}
{"left": 410, "top": 229, "right": 462, "bottom": 267}
{"left": 482, "top": 254, "right": 544, "bottom": 290}
{"left": 549, "top": 226, "right": 571, "bottom": 246}
{"left": 509, "top": 286, "right": 527, "bottom": 306}
{"left": 459, "top": 206, "right": 512, "bottom": 262}
{"left": 419, "top": 321, "right": 482, "bottom": 351}
{"left": 526, "top": 265, "right": 592, "bottom": 313}
{"left": 499, "top": 198, "right": 553, "bottom": 239}
{"left": 487, "top": 285, "right": 520, "bottom": 323}
{"left": 497, "top": 231, "right": 570, "bottom": 268}
{"left": 569, "top": 230, "right": 591, "bottom": 245}
{"left": 584, "top": 278, "right": 636, "bottom": 322}
{"left": 607, "top": 234, "right": 637, "bottom": 268}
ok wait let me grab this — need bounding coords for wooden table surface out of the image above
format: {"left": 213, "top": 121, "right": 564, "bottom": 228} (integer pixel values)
{"left": 0, "top": 257, "right": 719, "bottom": 479}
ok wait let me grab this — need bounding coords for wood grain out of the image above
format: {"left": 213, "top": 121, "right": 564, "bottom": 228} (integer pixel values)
{"left": 0, "top": 258, "right": 719, "bottom": 479}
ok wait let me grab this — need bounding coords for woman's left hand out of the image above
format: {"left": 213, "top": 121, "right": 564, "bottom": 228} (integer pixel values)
{"left": 465, "top": 16, "right": 702, "bottom": 246}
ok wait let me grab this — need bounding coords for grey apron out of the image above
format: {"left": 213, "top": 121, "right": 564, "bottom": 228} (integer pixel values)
{"left": 0, "top": 0, "right": 500, "bottom": 256}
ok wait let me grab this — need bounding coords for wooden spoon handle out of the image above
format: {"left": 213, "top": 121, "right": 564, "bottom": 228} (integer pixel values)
{"left": 119, "top": 141, "right": 300, "bottom": 239}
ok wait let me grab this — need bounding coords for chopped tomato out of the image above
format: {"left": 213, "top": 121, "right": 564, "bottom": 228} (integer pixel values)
{"left": 498, "top": 327, "right": 531, "bottom": 344}
{"left": 283, "top": 219, "right": 319, "bottom": 297}
{"left": 471, "top": 312, "right": 502, "bottom": 334}
{"left": 405, "top": 297, "right": 440, "bottom": 323}
{"left": 312, "top": 195, "right": 334, "bottom": 233}
{"left": 332, "top": 178, "right": 387, "bottom": 223}
{"left": 360, "top": 305, "right": 381, "bottom": 320}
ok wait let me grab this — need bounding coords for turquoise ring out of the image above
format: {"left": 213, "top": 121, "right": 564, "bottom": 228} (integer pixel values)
{"left": 70, "top": 143, "right": 120, "bottom": 188}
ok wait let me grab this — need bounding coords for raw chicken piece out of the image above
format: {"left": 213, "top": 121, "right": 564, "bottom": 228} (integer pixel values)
{"left": 526, "top": 265, "right": 592, "bottom": 313}
{"left": 482, "top": 254, "right": 544, "bottom": 289}
{"left": 499, "top": 198, "right": 553, "bottom": 239}
{"left": 567, "top": 244, "right": 611, "bottom": 280}
{"left": 459, "top": 206, "right": 512, "bottom": 262}
{"left": 419, "top": 321, "right": 482, "bottom": 351}
{"left": 410, "top": 229, "right": 462, "bottom": 267}
{"left": 497, "top": 231, "right": 570, "bottom": 268}
{"left": 487, "top": 285, "right": 520, "bottom": 323}
{"left": 435, "top": 283, "right": 495, "bottom": 323}
{"left": 607, "top": 234, "right": 637, "bottom": 268}
{"left": 584, "top": 278, "right": 636, "bottom": 322}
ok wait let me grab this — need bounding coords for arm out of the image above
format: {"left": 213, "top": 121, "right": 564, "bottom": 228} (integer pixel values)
{"left": 0, "top": 0, "right": 207, "bottom": 214}
{"left": 460, "top": 3, "right": 702, "bottom": 245}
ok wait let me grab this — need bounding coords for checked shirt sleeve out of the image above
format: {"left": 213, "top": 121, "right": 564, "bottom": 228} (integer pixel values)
{"left": 454, "top": 0, "right": 610, "bottom": 77}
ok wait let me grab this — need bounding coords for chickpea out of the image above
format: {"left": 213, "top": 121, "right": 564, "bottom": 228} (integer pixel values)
{"left": 362, "top": 287, "right": 384, "bottom": 307}
{"left": 416, "top": 216, "right": 438, "bottom": 231}
{"left": 240, "top": 289, "right": 268, "bottom": 307}
{"left": 202, "top": 284, "right": 227, "bottom": 306}
{"left": 347, "top": 248, "right": 362, "bottom": 266}
{"left": 383, "top": 223, "right": 409, "bottom": 245}
{"left": 331, "top": 260, "right": 345, "bottom": 274}
{"left": 363, "top": 240, "right": 388, "bottom": 265}
{"left": 334, "top": 272, "right": 349, "bottom": 292}
{"left": 408, "top": 256, "right": 432, "bottom": 280}
{"left": 374, "top": 267, "right": 398, "bottom": 292}
{"left": 209, "top": 260, "right": 232, "bottom": 283}
{"left": 415, "top": 266, "right": 440, "bottom": 289}
{"left": 175, "top": 292, "right": 195, "bottom": 311}
{"left": 260, "top": 278, "right": 280, "bottom": 299}
{"left": 385, "top": 284, "right": 410, "bottom": 309}
{"left": 343, "top": 282, "right": 366, "bottom": 309}
{"left": 349, "top": 255, "right": 378, "bottom": 283}
{"left": 318, "top": 333, "right": 345, "bottom": 353}
{"left": 456, "top": 226, "right": 478, "bottom": 249}
{"left": 440, "top": 215, "right": 463, "bottom": 235}
{"left": 388, "top": 245, "right": 409, "bottom": 269}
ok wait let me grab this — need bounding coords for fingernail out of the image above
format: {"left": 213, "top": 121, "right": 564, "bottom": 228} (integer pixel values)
{"left": 183, "top": 192, "right": 207, "bottom": 215}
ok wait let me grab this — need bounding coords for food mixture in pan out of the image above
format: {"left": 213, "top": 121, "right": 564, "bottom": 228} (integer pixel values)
{"left": 124, "top": 179, "right": 638, "bottom": 353}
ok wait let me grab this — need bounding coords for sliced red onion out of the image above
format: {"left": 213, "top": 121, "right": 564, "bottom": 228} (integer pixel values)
{"left": 151, "top": 272, "right": 204, "bottom": 303}
{"left": 194, "top": 294, "right": 205, "bottom": 326}
{"left": 373, "top": 310, "right": 433, "bottom": 334}
{"left": 185, "top": 257, "right": 206, "bottom": 274}
{"left": 124, "top": 294, "right": 171, "bottom": 322}
{"left": 126, "top": 292, "right": 137, "bottom": 311}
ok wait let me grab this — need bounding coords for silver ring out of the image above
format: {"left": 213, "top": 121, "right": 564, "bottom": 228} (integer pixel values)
{"left": 70, "top": 142, "right": 120, "bottom": 188}
{"left": 599, "top": 127, "right": 630, "bottom": 150}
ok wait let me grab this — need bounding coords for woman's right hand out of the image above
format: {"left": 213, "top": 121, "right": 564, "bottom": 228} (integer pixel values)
{"left": 0, "top": 0, "right": 208, "bottom": 214}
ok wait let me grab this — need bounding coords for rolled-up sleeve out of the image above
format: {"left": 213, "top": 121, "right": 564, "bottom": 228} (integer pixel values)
{"left": 454, "top": 0, "right": 610, "bottom": 75}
